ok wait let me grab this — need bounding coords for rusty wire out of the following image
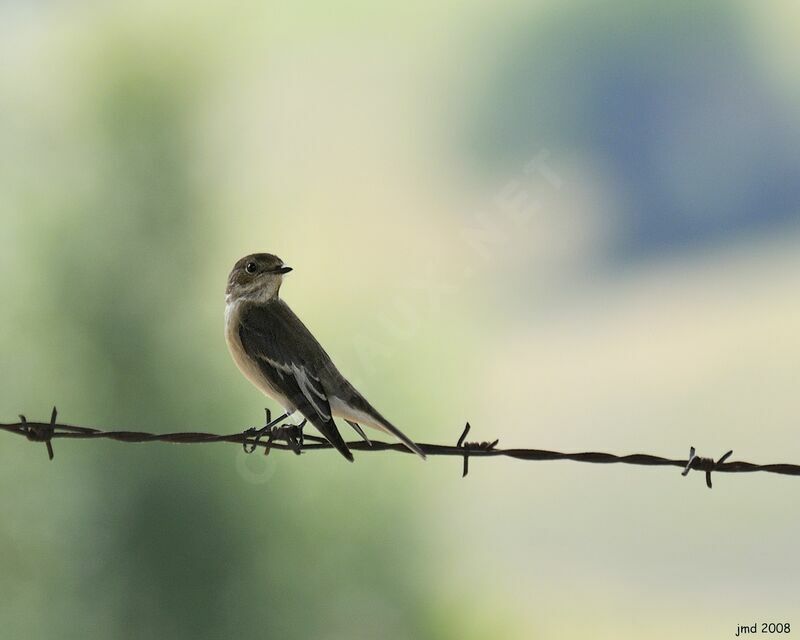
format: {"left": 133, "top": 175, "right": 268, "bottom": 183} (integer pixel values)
{"left": 2, "top": 407, "right": 799, "bottom": 488}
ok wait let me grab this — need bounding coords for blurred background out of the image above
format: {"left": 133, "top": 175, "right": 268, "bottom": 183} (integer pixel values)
{"left": 2, "top": 1, "right": 799, "bottom": 638}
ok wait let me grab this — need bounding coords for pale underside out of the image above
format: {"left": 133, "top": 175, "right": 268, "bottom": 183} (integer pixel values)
{"left": 225, "top": 299, "right": 393, "bottom": 435}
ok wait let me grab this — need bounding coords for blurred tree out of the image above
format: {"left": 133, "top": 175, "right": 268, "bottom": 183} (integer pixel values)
{"left": 468, "top": 2, "right": 800, "bottom": 262}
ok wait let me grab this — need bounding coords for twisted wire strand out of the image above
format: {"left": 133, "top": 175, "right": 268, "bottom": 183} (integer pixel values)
{"left": 2, "top": 408, "right": 799, "bottom": 488}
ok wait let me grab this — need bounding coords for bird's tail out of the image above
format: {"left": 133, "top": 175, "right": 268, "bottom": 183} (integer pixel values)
{"left": 370, "top": 414, "right": 427, "bottom": 460}
{"left": 334, "top": 387, "right": 426, "bottom": 460}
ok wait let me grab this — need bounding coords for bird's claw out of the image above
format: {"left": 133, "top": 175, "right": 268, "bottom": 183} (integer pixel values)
{"left": 242, "top": 417, "right": 306, "bottom": 456}
{"left": 280, "top": 424, "right": 303, "bottom": 456}
{"left": 242, "top": 408, "right": 284, "bottom": 454}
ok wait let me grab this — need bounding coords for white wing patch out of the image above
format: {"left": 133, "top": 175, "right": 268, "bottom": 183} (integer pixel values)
{"left": 256, "top": 353, "right": 331, "bottom": 421}
{"left": 259, "top": 355, "right": 292, "bottom": 375}
{"left": 292, "top": 365, "right": 331, "bottom": 420}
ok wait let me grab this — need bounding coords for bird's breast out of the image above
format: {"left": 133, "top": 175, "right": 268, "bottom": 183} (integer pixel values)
{"left": 225, "top": 300, "right": 290, "bottom": 407}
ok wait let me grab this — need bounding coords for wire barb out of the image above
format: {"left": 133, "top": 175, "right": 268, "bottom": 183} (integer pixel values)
{"left": 456, "top": 422, "right": 500, "bottom": 477}
{"left": 19, "top": 406, "right": 57, "bottom": 461}
{"left": 682, "top": 446, "right": 734, "bottom": 489}
{"left": 0, "top": 409, "right": 797, "bottom": 489}
{"left": 241, "top": 409, "right": 308, "bottom": 457}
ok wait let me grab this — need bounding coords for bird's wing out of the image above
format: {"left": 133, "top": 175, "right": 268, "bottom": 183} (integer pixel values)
{"left": 238, "top": 301, "right": 353, "bottom": 462}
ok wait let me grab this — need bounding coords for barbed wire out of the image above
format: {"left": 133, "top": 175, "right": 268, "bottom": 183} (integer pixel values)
{"left": 2, "top": 407, "right": 799, "bottom": 488}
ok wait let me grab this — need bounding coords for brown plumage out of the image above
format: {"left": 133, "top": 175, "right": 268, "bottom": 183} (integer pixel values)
{"left": 225, "top": 253, "right": 426, "bottom": 462}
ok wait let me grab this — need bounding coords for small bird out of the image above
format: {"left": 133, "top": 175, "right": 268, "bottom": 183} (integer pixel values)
{"left": 225, "top": 253, "right": 426, "bottom": 462}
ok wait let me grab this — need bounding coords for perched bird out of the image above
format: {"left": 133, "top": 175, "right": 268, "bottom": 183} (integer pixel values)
{"left": 225, "top": 252, "right": 426, "bottom": 462}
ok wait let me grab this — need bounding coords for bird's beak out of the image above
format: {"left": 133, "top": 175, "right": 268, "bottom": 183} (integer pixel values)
{"left": 275, "top": 266, "right": 293, "bottom": 274}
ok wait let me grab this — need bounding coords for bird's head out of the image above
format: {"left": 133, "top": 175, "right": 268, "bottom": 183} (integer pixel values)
{"left": 226, "top": 253, "right": 293, "bottom": 303}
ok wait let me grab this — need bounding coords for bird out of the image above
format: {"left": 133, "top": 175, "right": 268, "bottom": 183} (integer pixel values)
{"left": 225, "top": 252, "right": 426, "bottom": 462}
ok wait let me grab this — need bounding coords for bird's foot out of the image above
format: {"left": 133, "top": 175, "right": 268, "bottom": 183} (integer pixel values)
{"left": 274, "top": 419, "right": 306, "bottom": 455}
{"left": 243, "top": 410, "right": 308, "bottom": 456}
{"left": 242, "top": 408, "right": 289, "bottom": 454}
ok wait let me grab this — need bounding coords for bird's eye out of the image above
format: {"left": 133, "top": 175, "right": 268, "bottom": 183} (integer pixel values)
{"left": 245, "top": 262, "right": 258, "bottom": 274}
